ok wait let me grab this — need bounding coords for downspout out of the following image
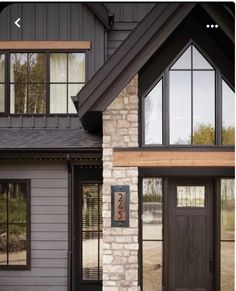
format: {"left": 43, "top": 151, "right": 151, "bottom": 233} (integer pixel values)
{"left": 67, "top": 154, "right": 72, "bottom": 291}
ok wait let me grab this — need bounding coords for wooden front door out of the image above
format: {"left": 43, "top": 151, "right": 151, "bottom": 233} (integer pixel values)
{"left": 168, "top": 178, "right": 214, "bottom": 291}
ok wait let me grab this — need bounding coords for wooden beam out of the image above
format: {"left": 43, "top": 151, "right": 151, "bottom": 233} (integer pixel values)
{"left": 0, "top": 41, "right": 91, "bottom": 50}
{"left": 113, "top": 150, "right": 235, "bottom": 167}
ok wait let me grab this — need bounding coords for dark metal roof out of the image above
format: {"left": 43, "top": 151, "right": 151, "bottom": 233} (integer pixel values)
{"left": 0, "top": 128, "right": 101, "bottom": 149}
{"left": 76, "top": 2, "right": 234, "bottom": 119}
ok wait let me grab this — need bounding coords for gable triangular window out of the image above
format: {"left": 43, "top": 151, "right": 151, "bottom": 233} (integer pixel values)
{"left": 143, "top": 43, "right": 235, "bottom": 146}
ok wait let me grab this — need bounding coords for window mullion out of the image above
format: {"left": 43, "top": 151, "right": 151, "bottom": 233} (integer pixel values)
{"left": 163, "top": 69, "right": 169, "bottom": 146}
{"left": 216, "top": 69, "right": 222, "bottom": 146}
{"left": 6, "top": 183, "right": 9, "bottom": 265}
{"left": 46, "top": 52, "right": 50, "bottom": 114}
{"left": 191, "top": 45, "right": 193, "bottom": 145}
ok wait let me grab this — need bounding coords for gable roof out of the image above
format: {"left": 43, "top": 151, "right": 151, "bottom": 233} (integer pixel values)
{"left": 76, "top": 3, "right": 234, "bottom": 121}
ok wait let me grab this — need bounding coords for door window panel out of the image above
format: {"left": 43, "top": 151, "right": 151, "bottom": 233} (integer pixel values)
{"left": 221, "top": 179, "right": 235, "bottom": 291}
{"left": 81, "top": 184, "right": 102, "bottom": 281}
{"left": 143, "top": 241, "right": 162, "bottom": 291}
{"left": 177, "top": 186, "right": 205, "bottom": 207}
{"left": 222, "top": 80, "right": 235, "bottom": 145}
{"left": 142, "top": 178, "right": 163, "bottom": 291}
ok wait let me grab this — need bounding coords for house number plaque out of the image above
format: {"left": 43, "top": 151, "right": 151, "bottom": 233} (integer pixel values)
{"left": 111, "top": 185, "right": 129, "bottom": 227}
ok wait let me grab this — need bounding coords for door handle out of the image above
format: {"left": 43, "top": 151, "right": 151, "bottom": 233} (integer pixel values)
{"left": 209, "top": 251, "right": 214, "bottom": 273}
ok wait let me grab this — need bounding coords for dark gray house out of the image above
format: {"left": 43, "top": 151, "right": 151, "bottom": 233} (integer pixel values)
{"left": 0, "top": 2, "right": 234, "bottom": 291}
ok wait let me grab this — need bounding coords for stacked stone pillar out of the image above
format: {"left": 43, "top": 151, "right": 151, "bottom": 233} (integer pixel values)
{"left": 102, "top": 76, "right": 139, "bottom": 291}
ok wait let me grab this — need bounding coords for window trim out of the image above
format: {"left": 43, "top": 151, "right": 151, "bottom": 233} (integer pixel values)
{"left": 140, "top": 41, "right": 235, "bottom": 148}
{"left": 0, "top": 49, "right": 87, "bottom": 116}
{"left": 0, "top": 179, "right": 31, "bottom": 270}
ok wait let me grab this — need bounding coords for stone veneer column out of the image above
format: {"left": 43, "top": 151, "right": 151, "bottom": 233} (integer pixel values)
{"left": 102, "top": 75, "right": 139, "bottom": 291}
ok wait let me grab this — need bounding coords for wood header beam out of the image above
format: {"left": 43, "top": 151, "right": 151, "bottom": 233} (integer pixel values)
{"left": 113, "top": 150, "right": 235, "bottom": 167}
{"left": 0, "top": 41, "right": 91, "bottom": 50}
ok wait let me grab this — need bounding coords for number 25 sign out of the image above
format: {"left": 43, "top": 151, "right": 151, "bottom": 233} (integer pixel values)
{"left": 111, "top": 185, "right": 129, "bottom": 227}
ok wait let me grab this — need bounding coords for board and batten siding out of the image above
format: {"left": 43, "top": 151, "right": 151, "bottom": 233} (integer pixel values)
{"left": 0, "top": 161, "right": 68, "bottom": 291}
{"left": 105, "top": 3, "right": 155, "bottom": 57}
{"left": 0, "top": 3, "right": 105, "bottom": 80}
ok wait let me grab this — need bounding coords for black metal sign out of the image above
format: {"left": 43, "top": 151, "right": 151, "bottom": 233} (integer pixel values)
{"left": 111, "top": 185, "right": 129, "bottom": 227}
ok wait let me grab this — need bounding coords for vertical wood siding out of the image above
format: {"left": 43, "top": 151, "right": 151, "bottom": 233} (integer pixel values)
{"left": 0, "top": 3, "right": 105, "bottom": 79}
{"left": 105, "top": 3, "right": 155, "bottom": 57}
{"left": 0, "top": 161, "right": 68, "bottom": 291}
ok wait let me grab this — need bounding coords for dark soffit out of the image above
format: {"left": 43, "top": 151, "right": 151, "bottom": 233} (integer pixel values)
{"left": 76, "top": 2, "right": 234, "bottom": 119}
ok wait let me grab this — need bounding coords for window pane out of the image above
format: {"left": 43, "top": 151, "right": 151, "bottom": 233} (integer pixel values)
{"left": 0, "top": 224, "right": 7, "bottom": 265}
{"left": 50, "top": 53, "right": 67, "bottom": 82}
{"left": 10, "top": 53, "right": 28, "bottom": 83}
{"left": 221, "top": 179, "right": 235, "bottom": 241}
{"left": 10, "top": 84, "right": 27, "bottom": 113}
{"left": 9, "top": 183, "right": 27, "bottom": 224}
{"left": 28, "top": 53, "right": 46, "bottom": 83}
{"left": 82, "top": 231, "right": 98, "bottom": 280}
{"left": 99, "top": 234, "right": 103, "bottom": 280}
{"left": 68, "top": 53, "right": 85, "bottom": 82}
{"left": 142, "top": 178, "right": 162, "bottom": 240}
{"left": 50, "top": 84, "right": 67, "bottom": 113}
{"left": 0, "top": 183, "right": 8, "bottom": 223}
{"left": 193, "top": 71, "right": 215, "bottom": 145}
{"left": 68, "top": 84, "right": 84, "bottom": 114}
{"left": 0, "top": 54, "right": 5, "bottom": 82}
{"left": 222, "top": 80, "right": 235, "bottom": 145}
{"left": 9, "top": 224, "right": 27, "bottom": 265}
{"left": 82, "top": 184, "right": 99, "bottom": 232}
{"left": 170, "top": 71, "right": 191, "bottom": 144}
{"left": 221, "top": 242, "right": 234, "bottom": 291}
{"left": 28, "top": 84, "right": 46, "bottom": 114}
{"left": 192, "top": 46, "right": 213, "bottom": 69}
{"left": 143, "top": 241, "right": 162, "bottom": 291}
{"left": 171, "top": 45, "right": 191, "bottom": 70}
{"left": 0, "top": 84, "right": 4, "bottom": 112}
{"left": 177, "top": 186, "right": 205, "bottom": 207}
{"left": 144, "top": 79, "right": 162, "bottom": 145}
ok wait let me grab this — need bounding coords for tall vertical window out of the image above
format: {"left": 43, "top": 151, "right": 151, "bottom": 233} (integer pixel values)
{"left": 222, "top": 80, "right": 235, "bottom": 145}
{"left": 144, "top": 79, "right": 162, "bottom": 145}
{"left": 0, "top": 181, "right": 30, "bottom": 269}
{"left": 142, "top": 178, "right": 163, "bottom": 291}
{"left": 50, "top": 53, "right": 85, "bottom": 114}
{"left": 170, "top": 44, "right": 215, "bottom": 145}
{"left": 0, "top": 54, "right": 5, "bottom": 112}
{"left": 82, "top": 183, "right": 102, "bottom": 280}
{"left": 221, "top": 179, "right": 234, "bottom": 291}
{"left": 10, "top": 53, "right": 46, "bottom": 114}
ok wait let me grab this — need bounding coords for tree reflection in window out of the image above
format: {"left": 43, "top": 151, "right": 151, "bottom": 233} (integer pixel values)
{"left": 10, "top": 53, "right": 46, "bottom": 114}
{"left": 222, "top": 80, "right": 235, "bottom": 145}
{"left": 0, "top": 181, "right": 29, "bottom": 268}
{"left": 170, "top": 44, "right": 215, "bottom": 145}
{"left": 221, "top": 179, "right": 235, "bottom": 291}
{"left": 82, "top": 184, "right": 102, "bottom": 281}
